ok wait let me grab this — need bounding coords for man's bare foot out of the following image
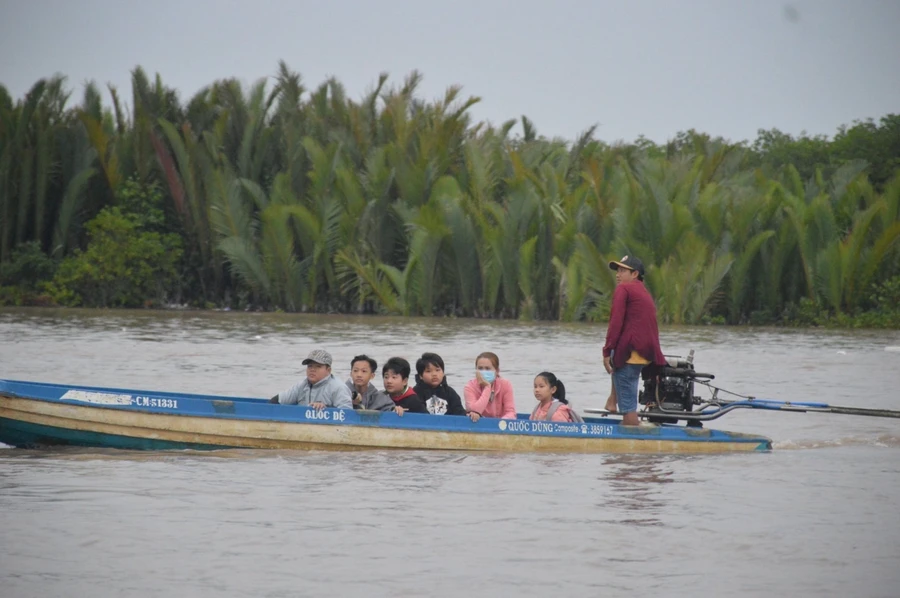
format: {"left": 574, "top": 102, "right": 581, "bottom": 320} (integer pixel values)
{"left": 604, "top": 398, "right": 618, "bottom": 413}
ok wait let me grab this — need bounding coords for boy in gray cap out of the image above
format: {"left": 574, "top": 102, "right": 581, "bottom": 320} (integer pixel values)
{"left": 269, "top": 349, "right": 353, "bottom": 409}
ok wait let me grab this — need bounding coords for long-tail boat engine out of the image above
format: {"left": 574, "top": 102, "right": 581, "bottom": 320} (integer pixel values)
{"left": 639, "top": 350, "right": 714, "bottom": 427}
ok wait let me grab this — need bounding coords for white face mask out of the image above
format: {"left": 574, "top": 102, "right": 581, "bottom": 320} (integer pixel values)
{"left": 478, "top": 370, "right": 496, "bottom": 384}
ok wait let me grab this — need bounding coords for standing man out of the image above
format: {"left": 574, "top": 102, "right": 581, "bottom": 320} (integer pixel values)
{"left": 269, "top": 349, "right": 353, "bottom": 409}
{"left": 602, "top": 256, "right": 666, "bottom": 426}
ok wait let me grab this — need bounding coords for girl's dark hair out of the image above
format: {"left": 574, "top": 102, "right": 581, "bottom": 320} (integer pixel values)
{"left": 536, "top": 371, "right": 567, "bottom": 404}
{"left": 415, "top": 352, "right": 445, "bottom": 376}
{"left": 351, "top": 354, "right": 377, "bottom": 372}
{"left": 383, "top": 356, "right": 411, "bottom": 379}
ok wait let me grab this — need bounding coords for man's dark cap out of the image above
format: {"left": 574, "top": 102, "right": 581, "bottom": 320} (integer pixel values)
{"left": 608, "top": 255, "right": 645, "bottom": 278}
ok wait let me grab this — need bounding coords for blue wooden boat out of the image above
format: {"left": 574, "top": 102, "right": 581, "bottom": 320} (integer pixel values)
{"left": 0, "top": 379, "right": 773, "bottom": 453}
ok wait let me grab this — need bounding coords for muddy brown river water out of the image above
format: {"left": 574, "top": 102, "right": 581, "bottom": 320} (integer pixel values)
{"left": 2, "top": 308, "right": 899, "bottom": 597}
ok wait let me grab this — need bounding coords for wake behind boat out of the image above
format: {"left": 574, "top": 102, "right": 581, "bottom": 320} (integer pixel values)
{"left": 0, "top": 378, "right": 772, "bottom": 454}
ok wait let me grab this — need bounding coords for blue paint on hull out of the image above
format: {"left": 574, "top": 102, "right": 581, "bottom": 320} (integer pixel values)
{"left": 0, "top": 418, "right": 229, "bottom": 451}
{"left": 0, "top": 378, "right": 774, "bottom": 452}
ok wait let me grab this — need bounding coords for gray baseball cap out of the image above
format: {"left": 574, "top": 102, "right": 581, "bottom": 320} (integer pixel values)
{"left": 302, "top": 349, "right": 333, "bottom": 366}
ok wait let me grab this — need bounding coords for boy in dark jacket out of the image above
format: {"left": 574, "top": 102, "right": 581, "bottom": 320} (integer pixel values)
{"left": 413, "top": 352, "right": 467, "bottom": 416}
{"left": 377, "top": 357, "right": 427, "bottom": 415}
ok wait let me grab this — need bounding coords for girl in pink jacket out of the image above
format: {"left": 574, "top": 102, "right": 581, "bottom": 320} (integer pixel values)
{"left": 530, "top": 371, "right": 580, "bottom": 423}
{"left": 463, "top": 352, "right": 517, "bottom": 421}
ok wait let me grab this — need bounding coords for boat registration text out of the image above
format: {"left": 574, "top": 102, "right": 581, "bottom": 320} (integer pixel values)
{"left": 60, "top": 390, "right": 178, "bottom": 410}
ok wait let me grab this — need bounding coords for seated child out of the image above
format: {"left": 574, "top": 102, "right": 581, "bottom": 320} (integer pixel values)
{"left": 345, "top": 354, "right": 395, "bottom": 411}
{"left": 373, "top": 356, "right": 427, "bottom": 415}
{"left": 530, "top": 371, "right": 584, "bottom": 423}
{"left": 412, "top": 352, "right": 467, "bottom": 416}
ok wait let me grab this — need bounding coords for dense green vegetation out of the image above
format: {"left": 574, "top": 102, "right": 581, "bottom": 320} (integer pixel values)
{"left": 1, "top": 64, "right": 898, "bottom": 326}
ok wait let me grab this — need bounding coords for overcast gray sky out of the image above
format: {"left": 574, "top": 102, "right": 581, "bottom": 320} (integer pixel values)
{"left": 2, "top": 0, "right": 898, "bottom": 143}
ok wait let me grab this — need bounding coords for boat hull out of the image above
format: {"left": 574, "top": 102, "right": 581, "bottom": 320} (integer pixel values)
{"left": 0, "top": 380, "right": 772, "bottom": 454}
